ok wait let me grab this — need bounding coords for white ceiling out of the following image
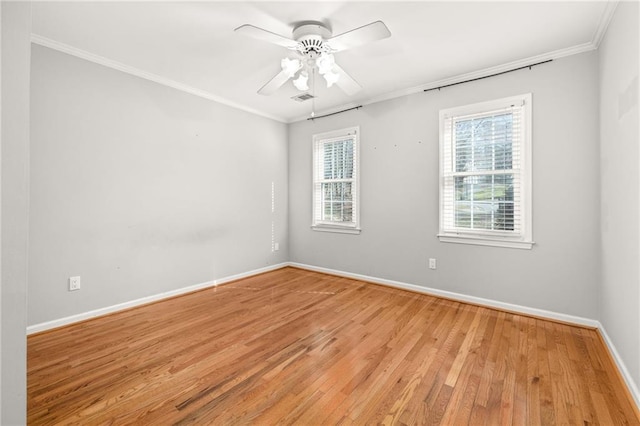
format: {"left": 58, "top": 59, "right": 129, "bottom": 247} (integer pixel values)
{"left": 31, "top": 1, "right": 614, "bottom": 123}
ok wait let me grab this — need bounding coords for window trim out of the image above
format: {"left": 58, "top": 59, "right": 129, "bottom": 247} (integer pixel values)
{"left": 438, "top": 94, "right": 533, "bottom": 249}
{"left": 311, "top": 126, "right": 361, "bottom": 234}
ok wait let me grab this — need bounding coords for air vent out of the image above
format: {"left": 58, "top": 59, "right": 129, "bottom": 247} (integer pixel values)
{"left": 291, "top": 93, "right": 316, "bottom": 102}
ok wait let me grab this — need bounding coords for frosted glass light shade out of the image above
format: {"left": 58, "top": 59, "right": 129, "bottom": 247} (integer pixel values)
{"left": 316, "top": 53, "right": 335, "bottom": 75}
{"left": 293, "top": 71, "right": 309, "bottom": 91}
{"left": 323, "top": 70, "right": 340, "bottom": 88}
{"left": 281, "top": 58, "right": 302, "bottom": 78}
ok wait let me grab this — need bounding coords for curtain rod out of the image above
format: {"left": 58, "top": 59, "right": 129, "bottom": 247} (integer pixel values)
{"left": 424, "top": 59, "right": 553, "bottom": 93}
{"left": 305, "top": 59, "right": 551, "bottom": 120}
{"left": 307, "top": 105, "right": 362, "bottom": 121}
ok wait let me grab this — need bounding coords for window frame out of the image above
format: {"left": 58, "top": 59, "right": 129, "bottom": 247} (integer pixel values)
{"left": 311, "top": 126, "right": 361, "bottom": 234}
{"left": 438, "top": 94, "right": 533, "bottom": 249}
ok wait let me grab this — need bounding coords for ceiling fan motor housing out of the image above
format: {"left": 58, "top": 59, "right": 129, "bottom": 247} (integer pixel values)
{"left": 292, "top": 22, "right": 332, "bottom": 58}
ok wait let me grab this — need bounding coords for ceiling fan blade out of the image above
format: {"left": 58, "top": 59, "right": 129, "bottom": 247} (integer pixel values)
{"left": 235, "top": 24, "right": 298, "bottom": 49}
{"left": 332, "top": 63, "right": 362, "bottom": 96}
{"left": 258, "top": 69, "right": 291, "bottom": 95}
{"left": 326, "top": 21, "right": 391, "bottom": 52}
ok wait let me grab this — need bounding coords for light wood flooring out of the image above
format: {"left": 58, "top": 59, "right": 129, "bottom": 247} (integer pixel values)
{"left": 28, "top": 267, "right": 640, "bottom": 424}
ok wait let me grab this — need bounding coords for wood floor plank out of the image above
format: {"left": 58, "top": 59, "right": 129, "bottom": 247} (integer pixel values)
{"left": 28, "top": 267, "right": 640, "bottom": 424}
{"left": 525, "top": 317, "right": 542, "bottom": 425}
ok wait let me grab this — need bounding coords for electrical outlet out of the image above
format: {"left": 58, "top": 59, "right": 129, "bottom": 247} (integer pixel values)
{"left": 274, "top": 243, "right": 280, "bottom": 251}
{"left": 429, "top": 258, "right": 437, "bottom": 270}
{"left": 69, "top": 276, "right": 81, "bottom": 291}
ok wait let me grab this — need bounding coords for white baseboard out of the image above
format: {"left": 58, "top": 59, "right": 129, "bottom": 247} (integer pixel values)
{"left": 597, "top": 324, "right": 640, "bottom": 409}
{"left": 289, "top": 262, "right": 639, "bottom": 412}
{"left": 26, "top": 260, "right": 639, "bottom": 412}
{"left": 288, "top": 262, "right": 600, "bottom": 328}
{"left": 26, "top": 262, "right": 289, "bottom": 335}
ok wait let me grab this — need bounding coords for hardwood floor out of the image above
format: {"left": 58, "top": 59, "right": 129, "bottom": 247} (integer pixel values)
{"left": 28, "top": 267, "right": 639, "bottom": 425}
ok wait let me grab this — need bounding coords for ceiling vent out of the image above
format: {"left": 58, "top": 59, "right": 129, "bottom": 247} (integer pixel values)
{"left": 291, "top": 93, "right": 316, "bottom": 102}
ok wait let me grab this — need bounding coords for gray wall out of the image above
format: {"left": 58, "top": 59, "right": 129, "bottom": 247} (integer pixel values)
{"left": 28, "top": 45, "right": 288, "bottom": 326}
{"left": 1, "top": 2, "right": 31, "bottom": 424}
{"left": 599, "top": 1, "right": 640, "bottom": 395}
{"left": 289, "top": 51, "right": 601, "bottom": 319}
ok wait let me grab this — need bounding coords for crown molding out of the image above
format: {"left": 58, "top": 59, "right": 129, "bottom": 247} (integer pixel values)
{"left": 34, "top": 0, "right": 617, "bottom": 127}
{"left": 592, "top": 0, "right": 619, "bottom": 48}
{"left": 30, "top": 34, "right": 288, "bottom": 124}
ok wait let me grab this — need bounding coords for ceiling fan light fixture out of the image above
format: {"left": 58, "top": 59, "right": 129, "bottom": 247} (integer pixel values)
{"left": 281, "top": 57, "right": 302, "bottom": 78}
{"left": 293, "top": 71, "right": 309, "bottom": 91}
{"left": 323, "top": 70, "right": 340, "bottom": 88}
{"left": 237, "top": 20, "right": 390, "bottom": 95}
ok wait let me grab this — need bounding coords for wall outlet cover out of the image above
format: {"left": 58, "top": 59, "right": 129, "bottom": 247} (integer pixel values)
{"left": 69, "top": 276, "right": 81, "bottom": 291}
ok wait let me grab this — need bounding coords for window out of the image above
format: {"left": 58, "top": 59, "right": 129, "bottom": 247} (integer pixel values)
{"left": 312, "top": 127, "right": 360, "bottom": 234}
{"left": 439, "top": 94, "right": 533, "bottom": 249}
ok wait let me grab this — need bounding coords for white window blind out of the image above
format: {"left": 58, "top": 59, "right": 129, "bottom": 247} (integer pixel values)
{"left": 439, "top": 94, "right": 533, "bottom": 249}
{"left": 312, "top": 127, "right": 360, "bottom": 233}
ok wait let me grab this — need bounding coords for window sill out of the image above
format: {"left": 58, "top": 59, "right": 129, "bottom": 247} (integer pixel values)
{"left": 437, "top": 234, "right": 534, "bottom": 250}
{"left": 312, "top": 225, "right": 361, "bottom": 235}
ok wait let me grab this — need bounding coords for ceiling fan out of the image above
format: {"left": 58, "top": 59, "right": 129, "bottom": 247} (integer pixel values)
{"left": 235, "top": 20, "right": 391, "bottom": 96}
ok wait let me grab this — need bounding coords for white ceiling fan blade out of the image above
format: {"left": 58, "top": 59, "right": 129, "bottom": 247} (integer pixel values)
{"left": 235, "top": 24, "right": 298, "bottom": 49}
{"left": 258, "top": 69, "right": 291, "bottom": 95}
{"left": 326, "top": 21, "right": 391, "bottom": 52}
{"left": 332, "top": 63, "right": 362, "bottom": 96}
